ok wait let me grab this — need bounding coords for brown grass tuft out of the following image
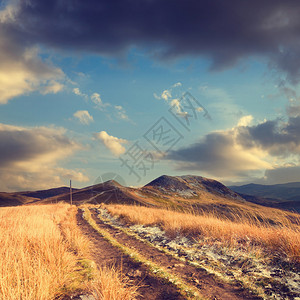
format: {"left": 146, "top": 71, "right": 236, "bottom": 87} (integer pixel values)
{"left": 91, "top": 265, "right": 139, "bottom": 300}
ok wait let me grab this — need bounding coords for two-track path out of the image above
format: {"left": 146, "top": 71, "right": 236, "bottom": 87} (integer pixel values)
{"left": 76, "top": 208, "right": 261, "bottom": 300}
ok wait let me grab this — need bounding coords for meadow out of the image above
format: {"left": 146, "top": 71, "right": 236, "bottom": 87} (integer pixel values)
{"left": 106, "top": 204, "right": 300, "bottom": 263}
{"left": 0, "top": 204, "right": 138, "bottom": 300}
{"left": 1, "top": 202, "right": 299, "bottom": 299}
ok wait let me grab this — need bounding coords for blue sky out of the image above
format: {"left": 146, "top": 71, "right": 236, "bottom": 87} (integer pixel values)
{"left": 1, "top": 0, "right": 300, "bottom": 191}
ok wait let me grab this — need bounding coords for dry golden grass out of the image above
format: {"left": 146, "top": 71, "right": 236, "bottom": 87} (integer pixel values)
{"left": 0, "top": 204, "right": 139, "bottom": 300}
{"left": 134, "top": 185, "right": 300, "bottom": 227}
{"left": 106, "top": 204, "right": 300, "bottom": 263}
{"left": 0, "top": 204, "right": 82, "bottom": 300}
{"left": 91, "top": 265, "right": 140, "bottom": 300}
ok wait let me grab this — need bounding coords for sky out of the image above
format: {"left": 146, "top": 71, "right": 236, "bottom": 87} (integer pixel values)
{"left": 1, "top": 0, "right": 300, "bottom": 191}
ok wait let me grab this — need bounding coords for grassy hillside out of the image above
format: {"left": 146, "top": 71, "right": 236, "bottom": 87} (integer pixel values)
{"left": 99, "top": 204, "right": 300, "bottom": 298}
{"left": 0, "top": 192, "right": 36, "bottom": 207}
{"left": 106, "top": 204, "right": 300, "bottom": 263}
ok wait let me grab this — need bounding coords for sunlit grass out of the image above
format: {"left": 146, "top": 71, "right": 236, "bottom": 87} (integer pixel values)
{"left": 106, "top": 204, "right": 300, "bottom": 263}
{"left": 0, "top": 204, "right": 140, "bottom": 300}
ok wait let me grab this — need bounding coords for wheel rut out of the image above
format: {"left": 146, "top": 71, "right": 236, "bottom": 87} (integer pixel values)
{"left": 88, "top": 208, "right": 262, "bottom": 300}
{"left": 76, "top": 209, "right": 185, "bottom": 300}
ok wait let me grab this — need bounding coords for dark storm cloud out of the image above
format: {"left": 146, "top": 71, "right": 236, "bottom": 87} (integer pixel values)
{"left": 237, "top": 116, "right": 300, "bottom": 156}
{"left": 3, "top": 0, "right": 300, "bottom": 81}
{"left": 0, "top": 124, "right": 77, "bottom": 167}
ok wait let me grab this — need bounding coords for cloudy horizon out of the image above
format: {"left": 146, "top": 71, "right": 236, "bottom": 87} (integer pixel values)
{"left": 1, "top": 0, "right": 300, "bottom": 191}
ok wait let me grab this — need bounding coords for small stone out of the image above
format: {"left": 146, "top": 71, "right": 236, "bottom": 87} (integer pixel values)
{"left": 173, "top": 263, "right": 185, "bottom": 268}
{"left": 133, "top": 269, "right": 142, "bottom": 277}
{"left": 72, "top": 295, "right": 95, "bottom": 300}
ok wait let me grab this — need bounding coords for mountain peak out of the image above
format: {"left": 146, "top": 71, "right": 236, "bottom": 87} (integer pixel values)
{"left": 144, "top": 174, "right": 243, "bottom": 200}
{"left": 145, "top": 175, "right": 187, "bottom": 189}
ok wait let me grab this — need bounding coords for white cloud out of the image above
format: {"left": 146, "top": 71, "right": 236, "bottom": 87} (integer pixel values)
{"left": 91, "top": 92, "right": 102, "bottom": 105}
{"left": 155, "top": 83, "right": 210, "bottom": 122}
{"left": 114, "top": 105, "right": 129, "bottom": 121}
{"left": 94, "top": 131, "right": 128, "bottom": 156}
{"left": 73, "top": 110, "right": 94, "bottom": 125}
{"left": 73, "top": 87, "right": 88, "bottom": 100}
{"left": 91, "top": 92, "right": 110, "bottom": 110}
{"left": 161, "top": 89, "right": 172, "bottom": 101}
{"left": 170, "top": 98, "right": 184, "bottom": 114}
{"left": 73, "top": 87, "right": 81, "bottom": 95}
{"left": 153, "top": 93, "right": 160, "bottom": 100}
{"left": 42, "top": 80, "right": 64, "bottom": 94}
{"left": 56, "top": 167, "right": 90, "bottom": 182}
{"left": 172, "top": 82, "right": 182, "bottom": 88}
{"left": 73, "top": 89, "right": 131, "bottom": 122}
{"left": 237, "top": 115, "right": 253, "bottom": 127}
{"left": 154, "top": 82, "right": 182, "bottom": 101}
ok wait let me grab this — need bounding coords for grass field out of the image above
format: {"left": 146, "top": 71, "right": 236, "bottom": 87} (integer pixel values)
{"left": 1, "top": 202, "right": 299, "bottom": 299}
{"left": 106, "top": 204, "right": 300, "bottom": 263}
{"left": 0, "top": 204, "right": 139, "bottom": 300}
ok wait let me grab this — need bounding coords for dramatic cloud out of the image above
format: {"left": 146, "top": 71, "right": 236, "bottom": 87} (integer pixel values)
{"left": 167, "top": 129, "right": 270, "bottom": 179}
{"left": 167, "top": 113, "right": 300, "bottom": 181}
{"left": 94, "top": 131, "right": 127, "bottom": 156}
{"left": 237, "top": 116, "right": 300, "bottom": 157}
{"left": 280, "top": 84, "right": 300, "bottom": 118}
{"left": 0, "top": 123, "right": 88, "bottom": 191}
{"left": 73, "top": 110, "right": 94, "bottom": 125}
{"left": 0, "top": 4, "right": 65, "bottom": 104}
{"left": 3, "top": 1, "right": 300, "bottom": 81}
{"left": 0, "top": 38, "right": 64, "bottom": 104}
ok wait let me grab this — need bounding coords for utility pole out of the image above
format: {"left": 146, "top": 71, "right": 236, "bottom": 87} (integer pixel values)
{"left": 70, "top": 179, "right": 72, "bottom": 205}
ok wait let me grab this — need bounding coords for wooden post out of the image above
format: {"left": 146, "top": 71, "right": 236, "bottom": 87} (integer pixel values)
{"left": 70, "top": 179, "right": 72, "bottom": 205}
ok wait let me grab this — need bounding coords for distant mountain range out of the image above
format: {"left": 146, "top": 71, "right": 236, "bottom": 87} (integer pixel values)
{"left": 1, "top": 175, "right": 299, "bottom": 214}
{"left": 229, "top": 182, "right": 300, "bottom": 212}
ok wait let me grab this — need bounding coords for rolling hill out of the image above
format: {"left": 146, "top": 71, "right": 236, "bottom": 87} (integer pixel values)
{"left": 0, "top": 186, "right": 74, "bottom": 207}
{"left": 229, "top": 182, "right": 300, "bottom": 201}
{"left": 0, "top": 192, "right": 35, "bottom": 207}
{"left": 18, "top": 186, "right": 76, "bottom": 199}
{"left": 229, "top": 182, "right": 300, "bottom": 212}
{"left": 1, "top": 175, "right": 299, "bottom": 217}
{"left": 39, "top": 175, "right": 300, "bottom": 222}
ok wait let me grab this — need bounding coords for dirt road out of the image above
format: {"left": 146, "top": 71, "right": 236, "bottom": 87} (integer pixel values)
{"left": 77, "top": 208, "right": 261, "bottom": 300}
